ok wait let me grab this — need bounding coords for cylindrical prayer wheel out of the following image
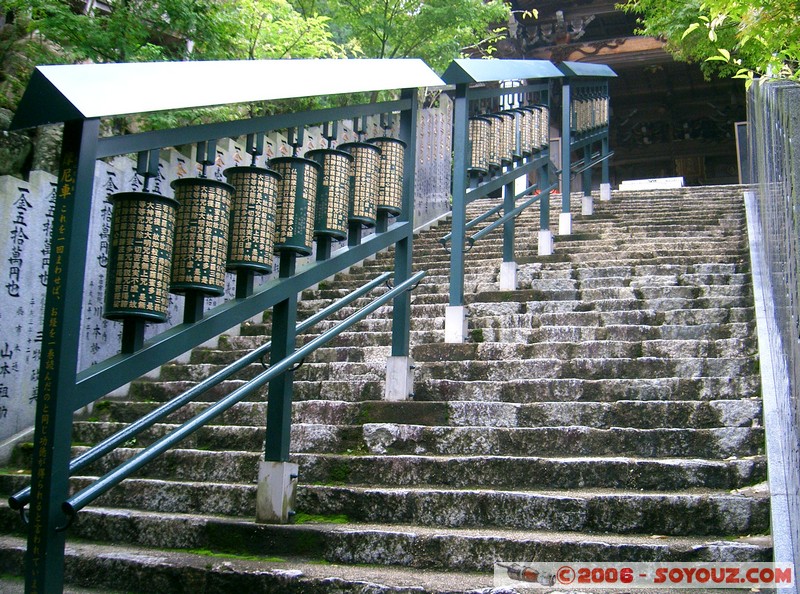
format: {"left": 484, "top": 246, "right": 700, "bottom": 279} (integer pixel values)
{"left": 270, "top": 156, "right": 321, "bottom": 256}
{"left": 516, "top": 108, "right": 533, "bottom": 156}
{"left": 485, "top": 114, "right": 502, "bottom": 169}
{"left": 498, "top": 111, "right": 515, "bottom": 164}
{"left": 538, "top": 105, "right": 550, "bottom": 148}
{"left": 170, "top": 177, "right": 233, "bottom": 296}
{"left": 305, "top": 148, "right": 353, "bottom": 240}
{"left": 104, "top": 192, "right": 178, "bottom": 322}
{"left": 338, "top": 141, "right": 381, "bottom": 227}
{"left": 369, "top": 136, "right": 407, "bottom": 216}
{"left": 468, "top": 116, "right": 491, "bottom": 174}
{"left": 223, "top": 165, "right": 281, "bottom": 274}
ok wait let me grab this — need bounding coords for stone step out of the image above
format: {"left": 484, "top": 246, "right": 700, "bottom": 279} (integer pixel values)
{"left": 0, "top": 534, "right": 500, "bottom": 594}
{"left": 413, "top": 357, "right": 758, "bottom": 382}
{"left": 0, "top": 507, "right": 772, "bottom": 573}
{"left": 297, "top": 484, "right": 769, "bottom": 536}
{"left": 70, "top": 421, "right": 763, "bottom": 459}
{"left": 190, "top": 338, "right": 754, "bottom": 367}
{"left": 413, "top": 376, "right": 759, "bottom": 403}
{"left": 93, "top": 398, "right": 763, "bottom": 430}
{"left": 59, "top": 447, "right": 766, "bottom": 492}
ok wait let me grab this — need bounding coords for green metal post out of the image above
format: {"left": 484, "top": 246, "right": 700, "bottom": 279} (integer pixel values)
{"left": 602, "top": 134, "right": 610, "bottom": 186}
{"left": 264, "top": 252, "right": 298, "bottom": 461}
{"left": 25, "top": 118, "right": 100, "bottom": 594}
{"left": 503, "top": 179, "right": 515, "bottom": 263}
{"left": 390, "top": 87, "right": 418, "bottom": 357}
{"left": 449, "top": 83, "right": 469, "bottom": 308}
{"left": 583, "top": 145, "right": 593, "bottom": 196}
{"left": 561, "top": 81, "right": 572, "bottom": 212}
{"left": 540, "top": 162, "right": 551, "bottom": 231}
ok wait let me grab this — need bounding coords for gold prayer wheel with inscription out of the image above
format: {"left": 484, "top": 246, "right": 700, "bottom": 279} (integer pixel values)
{"left": 468, "top": 116, "right": 491, "bottom": 174}
{"left": 338, "top": 141, "right": 381, "bottom": 227}
{"left": 170, "top": 177, "right": 233, "bottom": 297}
{"left": 485, "top": 114, "right": 502, "bottom": 169}
{"left": 538, "top": 105, "right": 550, "bottom": 148}
{"left": 104, "top": 192, "right": 178, "bottom": 322}
{"left": 223, "top": 165, "right": 281, "bottom": 274}
{"left": 516, "top": 108, "right": 533, "bottom": 156}
{"left": 270, "top": 156, "right": 321, "bottom": 256}
{"left": 306, "top": 148, "right": 353, "bottom": 240}
{"left": 498, "top": 111, "right": 515, "bottom": 164}
{"left": 368, "top": 136, "right": 406, "bottom": 216}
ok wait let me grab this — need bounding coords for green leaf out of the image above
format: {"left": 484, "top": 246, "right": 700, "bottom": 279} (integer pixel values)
{"left": 682, "top": 22, "right": 701, "bottom": 39}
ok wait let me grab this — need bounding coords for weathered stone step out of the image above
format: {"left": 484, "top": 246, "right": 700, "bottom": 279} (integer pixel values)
{"left": 59, "top": 446, "right": 766, "bottom": 492}
{"left": 191, "top": 338, "right": 753, "bottom": 367}
{"left": 0, "top": 534, "right": 499, "bottom": 594}
{"left": 413, "top": 376, "right": 759, "bottom": 403}
{"left": 298, "top": 484, "right": 769, "bottom": 536}
{"left": 354, "top": 423, "right": 763, "bottom": 459}
{"left": 94, "top": 398, "right": 762, "bottom": 430}
{"left": 129, "top": 378, "right": 386, "bottom": 403}
{"left": 0, "top": 507, "right": 771, "bottom": 573}
{"left": 469, "top": 306, "right": 755, "bottom": 328}
{"left": 414, "top": 356, "right": 758, "bottom": 382}
{"left": 70, "top": 421, "right": 763, "bottom": 459}
{"left": 474, "top": 322, "right": 755, "bottom": 343}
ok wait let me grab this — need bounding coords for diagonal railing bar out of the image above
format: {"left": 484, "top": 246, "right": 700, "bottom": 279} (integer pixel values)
{"left": 8, "top": 271, "right": 393, "bottom": 512}
{"left": 468, "top": 180, "right": 559, "bottom": 246}
{"left": 60, "top": 270, "right": 425, "bottom": 518}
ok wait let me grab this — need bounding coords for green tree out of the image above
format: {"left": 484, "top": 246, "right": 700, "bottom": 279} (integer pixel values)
{"left": 315, "top": 0, "right": 510, "bottom": 72}
{"left": 620, "top": 0, "right": 800, "bottom": 83}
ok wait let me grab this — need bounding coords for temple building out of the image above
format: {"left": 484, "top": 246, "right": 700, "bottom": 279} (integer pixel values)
{"left": 499, "top": 0, "right": 745, "bottom": 185}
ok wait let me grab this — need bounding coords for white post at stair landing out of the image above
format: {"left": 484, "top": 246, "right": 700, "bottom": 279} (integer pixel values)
{"left": 256, "top": 460, "right": 298, "bottom": 523}
{"left": 500, "top": 261, "right": 518, "bottom": 291}
{"left": 386, "top": 356, "right": 415, "bottom": 401}
{"left": 445, "top": 305, "right": 468, "bottom": 343}
{"left": 559, "top": 212, "right": 572, "bottom": 236}
{"left": 600, "top": 182, "right": 612, "bottom": 201}
{"left": 538, "top": 229, "right": 554, "bottom": 256}
{"left": 582, "top": 195, "right": 594, "bottom": 216}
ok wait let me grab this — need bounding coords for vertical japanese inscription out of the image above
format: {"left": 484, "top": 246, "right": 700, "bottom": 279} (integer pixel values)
{"left": 27, "top": 151, "right": 75, "bottom": 593}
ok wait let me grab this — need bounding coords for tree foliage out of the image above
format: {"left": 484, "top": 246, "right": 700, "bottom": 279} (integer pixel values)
{"left": 317, "top": 0, "right": 510, "bottom": 72}
{"left": 619, "top": 0, "right": 800, "bottom": 83}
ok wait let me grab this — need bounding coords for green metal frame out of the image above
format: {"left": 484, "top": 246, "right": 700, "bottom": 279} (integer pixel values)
{"left": 441, "top": 59, "right": 563, "bottom": 309}
{"left": 8, "top": 58, "right": 442, "bottom": 594}
{"left": 558, "top": 61, "right": 617, "bottom": 212}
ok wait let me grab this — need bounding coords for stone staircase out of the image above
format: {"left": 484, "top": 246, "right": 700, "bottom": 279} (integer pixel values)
{"left": 0, "top": 186, "right": 770, "bottom": 592}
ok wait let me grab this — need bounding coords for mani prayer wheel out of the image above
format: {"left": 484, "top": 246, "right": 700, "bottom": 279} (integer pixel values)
{"left": 338, "top": 141, "right": 381, "bottom": 228}
{"left": 485, "top": 114, "right": 502, "bottom": 170}
{"left": 468, "top": 116, "right": 491, "bottom": 174}
{"left": 498, "top": 111, "right": 515, "bottom": 164}
{"left": 170, "top": 177, "right": 233, "bottom": 297}
{"left": 271, "top": 156, "right": 321, "bottom": 256}
{"left": 104, "top": 191, "right": 178, "bottom": 322}
{"left": 368, "top": 136, "right": 407, "bottom": 216}
{"left": 306, "top": 148, "right": 353, "bottom": 240}
{"left": 223, "top": 165, "right": 281, "bottom": 274}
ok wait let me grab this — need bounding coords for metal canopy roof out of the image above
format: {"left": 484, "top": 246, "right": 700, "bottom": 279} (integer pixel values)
{"left": 558, "top": 61, "right": 618, "bottom": 79}
{"left": 11, "top": 58, "right": 445, "bottom": 130}
{"left": 441, "top": 59, "right": 564, "bottom": 85}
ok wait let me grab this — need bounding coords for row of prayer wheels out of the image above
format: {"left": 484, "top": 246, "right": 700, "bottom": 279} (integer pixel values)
{"left": 571, "top": 95, "right": 610, "bottom": 134}
{"left": 103, "top": 132, "right": 405, "bottom": 324}
{"left": 468, "top": 105, "right": 550, "bottom": 175}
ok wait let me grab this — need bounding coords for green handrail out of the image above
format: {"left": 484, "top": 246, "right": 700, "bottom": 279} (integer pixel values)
{"left": 8, "top": 271, "right": 393, "bottom": 512}
{"left": 60, "top": 270, "right": 425, "bottom": 518}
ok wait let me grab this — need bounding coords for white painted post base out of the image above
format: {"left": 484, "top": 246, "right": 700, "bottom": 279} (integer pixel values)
{"left": 559, "top": 212, "right": 572, "bottom": 236}
{"left": 256, "top": 461, "right": 298, "bottom": 523}
{"left": 538, "top": 230, "right": 554, "bottom": 256}
{"left": 385, "top": 356, "right": 415, "bottom": 401}
{"left": 499, "top": 261, "right": 518, "bottom": 291}
{"left": 582, "top": 195, "right": 594, "bottom": 216}
{"left": 600, "top": 182, "right": 612, "bottom": 201}
{"left": 445, "top": 305, "right": 468, "bottom": 344}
